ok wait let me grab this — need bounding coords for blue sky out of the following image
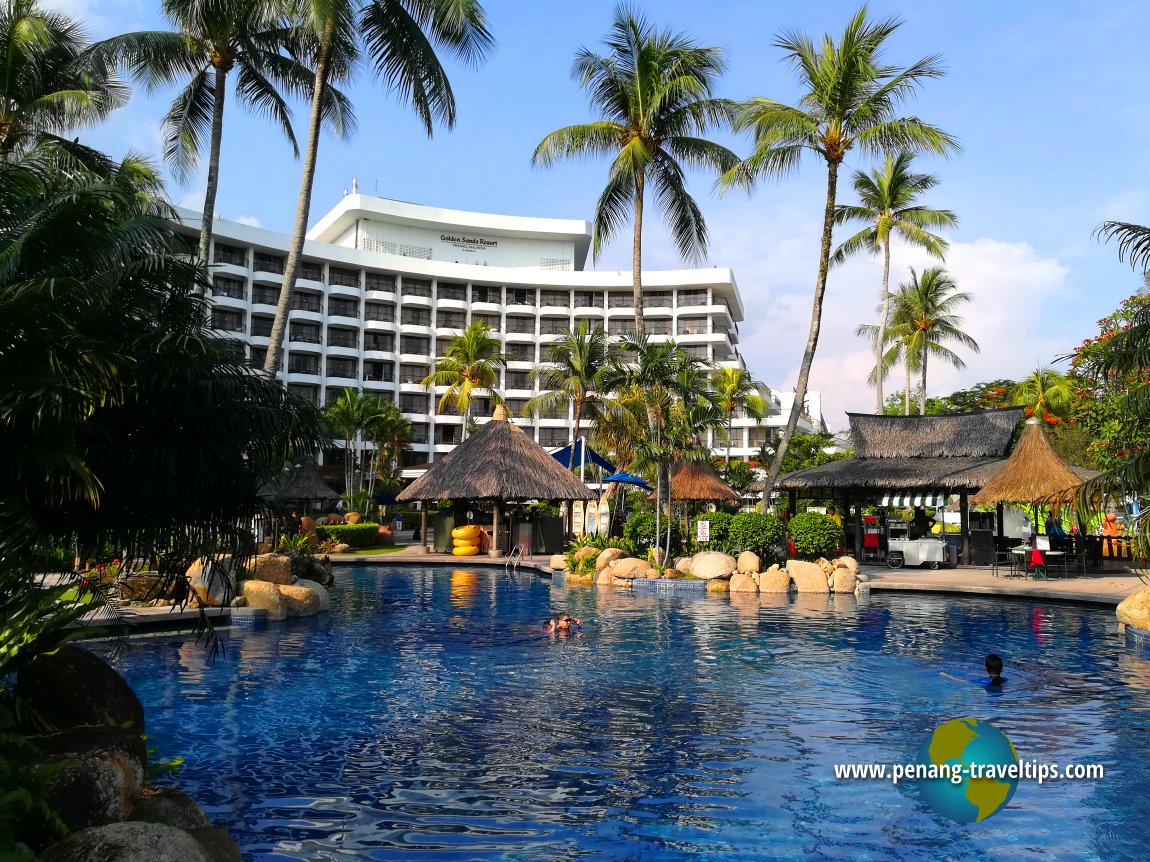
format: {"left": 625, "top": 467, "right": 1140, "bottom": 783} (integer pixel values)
{"left": 55, "top": 0, "right": 1150, "bottom": 429}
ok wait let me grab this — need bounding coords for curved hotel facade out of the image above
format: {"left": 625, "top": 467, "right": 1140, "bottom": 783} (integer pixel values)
{"left": 188, "top": 194, "right": 822, "bottom": 468}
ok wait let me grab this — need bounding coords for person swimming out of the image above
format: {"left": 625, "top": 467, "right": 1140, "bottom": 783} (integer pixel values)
{"left": 941, "top": 653, "right": 1007, "bottom": 687}
{"left": 548, "top": 614, "right": 582, "bottom": 634}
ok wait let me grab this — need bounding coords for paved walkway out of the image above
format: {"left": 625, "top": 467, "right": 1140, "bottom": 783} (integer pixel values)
{"left": 862, "top": 564, "right": 1144, "bottom": 606}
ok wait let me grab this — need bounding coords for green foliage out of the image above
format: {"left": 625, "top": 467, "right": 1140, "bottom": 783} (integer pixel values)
{"left": 880, "top": 380, "right": 1016, "bottom": 416}
{"left": 143, "top": 734, "right": 185, "bottom": 781}
{"left": 623, "top": 513, "right": 682, "bottom": 555}
{"left": 0, "top": 705, "right": 70, "bottom": 856}
{"left": 723, "top": 459, "right": 756, "bottom": 495}
{"left": 778, "top": 432, "right": 851, "bottom": 474}
{"left": 787, "top": 512, "right": 844, "bottom": 561}
{"left": 315, "top": 523, "right": 381, "bottom": 549}
{"left": 729, "top": 513, "right": 787, "bottom": 564}
{"left": 568, "top": 534, "right": 624, "bottom": 552}
{"left": 690, "top": 511, "right": 733, "bottom": 553}
{"left": 525, "top": 502, "right": 560, "bottom": 518}
{"left": 277, "top": 533, "right": 316, "bottom": 555}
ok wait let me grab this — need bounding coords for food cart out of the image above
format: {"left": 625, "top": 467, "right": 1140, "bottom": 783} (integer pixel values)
{"left": 886, "top": 538, "right": 948, "bottom": 569}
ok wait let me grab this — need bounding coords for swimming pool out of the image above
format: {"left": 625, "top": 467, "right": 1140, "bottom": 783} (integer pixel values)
{"left": 110, "top": 565, "right": 1150, "bottom": 861}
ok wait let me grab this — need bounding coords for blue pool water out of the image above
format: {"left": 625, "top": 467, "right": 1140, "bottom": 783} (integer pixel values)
{"left": 109, "top": 566, "right": 1150, "bottom": 861}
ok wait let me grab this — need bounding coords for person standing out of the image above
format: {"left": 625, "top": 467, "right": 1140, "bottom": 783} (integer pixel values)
{"left": 285, "top": 511, "right": 301, "bottom": 538}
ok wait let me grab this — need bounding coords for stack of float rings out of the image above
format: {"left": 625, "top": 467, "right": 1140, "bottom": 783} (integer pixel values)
{"left": 451, "top": 524, "right": 482, "bottom": 556}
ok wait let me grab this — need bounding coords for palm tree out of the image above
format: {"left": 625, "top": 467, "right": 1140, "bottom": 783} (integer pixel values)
{"left": 831, "top": 151, "right": 956, "bottom": 411}
{"left": 363, "top": 398, "right": 410, "bottom": 502}
{"left": 711, "top": 366, "right": 766, "bottom": 475}
{"left": 721, "top": 5, "right": 957, "bottom": 497}
{"left": 324, "top": 387, "right": 394, "bottom": 499}
{"left": 884, "top": 266, "right": 978, "bottom": 414}
{"left": 0, "top": 0, "right": 127, "bottom": 158}
{"left": 97, "top": 0, "right": 354, "bottom": 266}
{"left": 1012, "top": 368, "right": 1073, "bottom": 424}
{"left": 422, "top": 321, "right": 505, "bottom": 439}
{"left": 532, "top": 6, "right": 737, "bottom": 333}
{"left": 525, "top": 321, "right": 619, "bottom": 469}
{"left": 263, "top": 0, "right": 493, "bottom": 376}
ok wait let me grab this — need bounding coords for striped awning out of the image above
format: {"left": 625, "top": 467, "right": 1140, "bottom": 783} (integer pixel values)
{"left": 880, "top": 492, "right": 950, "bottom": 508}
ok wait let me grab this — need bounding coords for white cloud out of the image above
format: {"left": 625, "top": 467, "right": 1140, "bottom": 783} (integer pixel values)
{"left": 234, "top": 215, "right": 263, "bottom": 228}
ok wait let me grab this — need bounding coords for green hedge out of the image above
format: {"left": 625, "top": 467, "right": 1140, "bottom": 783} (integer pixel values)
{"left": 787, "top": 512, "right": 844, "bottom": 560}
{"left": 315, "top": 523, "right": 382, "bottom": 548}
{"left": 623, "top": 513, "right": 682, "bottom": 555}
{"left": 729, "top": 512, "right": 787, "bottom": 563}
{"left": 691, "top": 511, "right": 733, "bottom": 552}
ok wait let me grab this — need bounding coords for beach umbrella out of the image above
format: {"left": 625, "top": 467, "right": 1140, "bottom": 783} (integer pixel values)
{"left": 668, "top": 460, "right": 742, "bottom": 505}
{"left": 602, "top": 471, "right": 653, "bottom": 492}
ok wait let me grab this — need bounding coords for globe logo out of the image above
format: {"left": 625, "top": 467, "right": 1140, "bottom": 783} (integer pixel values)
{"left": 917, "top": 717, "right": 1019, "bottom": 822}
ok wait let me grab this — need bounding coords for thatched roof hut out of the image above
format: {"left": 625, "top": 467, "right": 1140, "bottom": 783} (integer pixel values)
{"left": 261, "top": 464, "right": 340, "bottom": 504}
{"left": 972, "top": 418, "right": 1091, "bottom": 505}
{"left": 670, "top": 460, "right": 742, "bottom": 505}
{"left": 397, "top": 406, "right": 594, "bottom": 503}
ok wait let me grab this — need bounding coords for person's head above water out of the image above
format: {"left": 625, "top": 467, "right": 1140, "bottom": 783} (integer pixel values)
{"left": 985, "top": 653, "right": 1004, "bottom": 681}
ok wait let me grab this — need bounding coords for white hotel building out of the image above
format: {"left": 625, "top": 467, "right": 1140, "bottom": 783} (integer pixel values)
{"left": 186, "top": 194, "right": 823, "bottom": 468}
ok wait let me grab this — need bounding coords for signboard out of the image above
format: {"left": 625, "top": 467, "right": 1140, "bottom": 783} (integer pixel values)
{"left": 572, "top": 502, "right": 585, "bottom": 535}
{"left": 696, "top": 519, "right": 711, "bottom": 543}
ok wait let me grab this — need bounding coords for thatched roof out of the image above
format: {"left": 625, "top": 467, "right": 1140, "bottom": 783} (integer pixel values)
{"left": 397, "top": 407, "right": 594, "bottom": 502}
{"left": 777, "top": 455, "right": 1009, "bottom": 492}
{"left": 972, "top": 419, "right": 1088, "bottom": 505}
{"left": 850, "top": 407, "right": 1024, "bottom": 458}
{"left": 670, "top": 460, "right": 742, "bottom": 504}
{"left": 261, "top": 464, "right": 340, "bottom": 503}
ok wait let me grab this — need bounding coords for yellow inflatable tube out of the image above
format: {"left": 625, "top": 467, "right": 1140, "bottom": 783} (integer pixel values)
{"left": 452, "top": 543, "right": 479, "bottom": 556}
{"left": 452, "top": 524, "right": 483, "bottom": 541}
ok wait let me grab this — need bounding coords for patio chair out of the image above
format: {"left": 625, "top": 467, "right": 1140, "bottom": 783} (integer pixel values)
{"left": 991, "top": 537, "right": 1017, "bottom": 578}
{"left": 862, "top": 531, "right": 881, "bottom": 563}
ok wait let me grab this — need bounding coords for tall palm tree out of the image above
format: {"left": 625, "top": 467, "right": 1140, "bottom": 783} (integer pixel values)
{"left": 362, "top": 398, "right": 410, "bottom": 501}
{"left": 422, "top": 321, "right": 505, "bottom": 439}
{"left": 721, "top": 5, "right": 957, "bottom": 497}
{"left": 533, "top": 6, "right": 737, "bottom": 333}
{"left": 1012, "top": 368, "right": 1073, "bottom": 424}
{"left": 324, "top": 387, "right": 393, "bottom": 497}
{"left": 263, "top": 0, "right": 493, "bottom": 376}
{"left": 0, "top": 0, "right": 127, "bottom": 158}
{"left": 711, "top": 366, "right": 766, "bottom": 475}
{"left": 97, "top": 0, "right": 354, "bottom": 266}
{"left": 525, "top": 320, "right": 619, "bottom": 469}
{"left": 830, "top": 151, "right": 956, "bottom": 411}
{"left": 884, "top": 266, "right": 978, "bottom": 414}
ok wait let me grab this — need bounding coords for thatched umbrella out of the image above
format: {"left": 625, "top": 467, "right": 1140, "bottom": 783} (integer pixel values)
{"left": 972, "top": 418, "right": 1082, "bottom": 507}
{"left": 397, "top": 405, "right": 593, "bottom": 555}
{"left": 261, "top": 464, "right": 340, "bottom": 507}
{"left": 670, "top": 460, "right": 742, "bottom": 505}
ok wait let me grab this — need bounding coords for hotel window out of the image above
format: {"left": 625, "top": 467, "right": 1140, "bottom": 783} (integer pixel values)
{"left": 399, "top": 363, "right": 427, "bottom": 384}
{"left": 401, "top": 307, "right": 431, "bottom": 326}
{"left": 212, "top": 276, "right": 245, "bottom": 300}
{"left": 506, "top": 316, "right": 534, "bottom": 335}
{"left": 253, "top": 251, "right": 285, "bottom": 274}
{"left": 506, "top": 343, "right": 534, "bottom": 362}
{"left": 473, "top": 313, "right": 500, "bottom": 331}
{"left": 364, "top": 302, "right": 394, "bottom": 322}
{"left": 608, "top": 293, "right": 632, "bottom": 308}
{"left": 435, "top": 424, "right": 462, "bottom": 445}
{"left": 253, "top": 285, "right": 279, "bottom": 306}
{"left": 506, "top": 399, "right": 530, "bottom": 418}
{"left": 471, "top": 285, "right": 500, "bottom": 304}
{"left": 435, "top": 338, "right": 453, "bottom": 358}
{"left": 607, "top": 319, "right": 630, "bottom": 335}
{"left": 402, "top": 277, "right": 431, "bottom": 298}
{"left": 539, "top": 428, "right": 570, "bottom": 447}
{"left": 289, "top": 323, "right": 321, "bottom": 344}
{"left": 677, "top": 289, "right": 707, "bottom": 307}
{"left": 437, "top": 281, "right": 466, "bottom": 301}
{"left": 540, "top": 289, "right": 568, "bottom": 307}
{"left": 506, "top": 287, "right": 535, "bottom": 306}
{"left": 644, "top": 319, "right": 671, "bottom": 335}
{"left": 287, "top": 383, "right": 317, "bottom": 403}
{"left": 400, "top": 393, "right": 430, "bottom": 413}
{"left": 409, "top": 423, "right": 430, "bottom": 444}
{"left": 681, "top": 345, "right": 709, "bottom": 358}
{"left": 211, "top": 309, "right": 244, "bottom": 332}
{"left": 250, "top": 316, "right": 273, "bottom": 337}
{"left": 537, "top": 401, "right": 566, "bottom": 420}
{"left": 471, "top": 396, "right": 495, "bottom": 417}
{"left": 436, "top": 310, "right": 466, "bottom": 329}
{"left": 213, "top": 242, "right": 246, "bottom": 267}
{"left": 505, "top": 370, "right": 531, "bottom": 390}
{"left": 249, "top": 346, "right": 267, "bottom": 368}
{"left": 365, "top": 272, "right": 396, "bottom": 291}
{"left": 326, "top": 357, "right": 357, "bottom": 378}
{"left": 645, "top": 291, "right": 673, "bottom": 308}
{"left": 287, "top": 354, "right": 319, "bottom": 375}
{"left": 300, "top": 260, "right": 323, "bottom": 281}
{"left": 400, "top": 336, "right": 430, "bottom": 355}
{"left": 364, "top": 332, "right": 394, "bottom": 352}
{"left": 328, "top": 297, "right": 358, "bottom": 318}
{"left": 573, "top": 291, "right": 601, "bottom": 308}
{"left": 363, "top": 360, "right": 393, "bottom": 382}
{"left": 327, "top": 328, "right": 357, "bottom": 349}
{"left": 677, "top": 317, "right": 709, "bottom": 335}
{"left": 291, "top": 292, "right": 321, "bottom": 313}
{"left": 540, "top": 317, "right": 569, "bottom": 336}
{"left": 329, "top": 267, "right": 359, "bottom": 287}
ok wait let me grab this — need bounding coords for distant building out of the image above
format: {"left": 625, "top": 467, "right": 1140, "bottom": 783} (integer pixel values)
{"left": 185, "top": 194, "right": 819, "bottom": 468}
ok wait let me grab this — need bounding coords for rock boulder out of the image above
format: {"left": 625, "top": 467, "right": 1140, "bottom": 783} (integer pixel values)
{"left": 610, "top": 557, "right": 653, "bottom": 579}
{"left": 832, "top": 567, "right": 858, "bottom": 594}
{"left": 252, "top": 553, "right": 294, "bottom": 585}
{"left": 130, "top": 787, "right": 211, "bottom": 832}
{"left": 759, "top": 567, "right": 792, "bottom": 594}
{"left": 833, "top": 556, "right": 860, "bottom": 577}
{"left": 241, "top": 580, "right": 286, "bottom": 621}
{"left": 294, "top": 579, "right": 332, "bottom": 613}
{"left": 729, "top": 572, "right": 759, "bottom": 593}
{"left": 344, "top": 511, "right": 362, "bottom": 524}
{"left": 736, "top": 551, "right": 761, "bottom": 574}
{"left": 673, "top": 555, "right": 694, "bottom": 575}
{"left": 705, "top": 578, "right": 730, "bottom": 593}
{"left": 573, "top": 546, "right": 598, "bottom": 562}
{"left": 16, "top": 645, "right": 146, "bottom": 732}
{"left": 185, "top": 556, "right": 235, "bottom": 607}
{"left": 41, "top": 822, "right": 213, "bottom": 862}
{"left": 36, "top": 726, "right": 147, "bottom": 834}
{"left": 691, "top": 551, "right": 738, "bottom": 580}
{"left": 278, "top": 583, "right": 322, "bottom": 617}
{"left": 549, "top": 554, "right": 568, "bottom": 570}
{"left": 1117, "top": 587, "right": 1150, "bottom": 630}
{"left": 595, "top": 548, "right": 627, "bottom": 570}
{"left": 116, "top": 574, "right": 187, "bottom": 603}
{"left": 788, "top": 559, "right": 831, "bottom": 593}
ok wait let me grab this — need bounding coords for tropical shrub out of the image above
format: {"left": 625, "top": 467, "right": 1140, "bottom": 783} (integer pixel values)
{"left": 689, "top": 511, "right": 733, "bottom": 553}
{"left": 277, "top": 533, "right": 316, "bottom": 555}
{"left": 729, "top": 513, "right": 787, "bottom": 563}
{"left": 788, "top": 512, "right": 844, "bottom": 560}
{"left": 315, "top": 523, "right": 381, "bottom": 549}
{"left": 623, "top": 513, "right": 682, "bottom": 555}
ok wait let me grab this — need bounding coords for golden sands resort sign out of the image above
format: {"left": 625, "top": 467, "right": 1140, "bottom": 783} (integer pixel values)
{"left": 440, "top": 233, "right": 498, "bottom": 253}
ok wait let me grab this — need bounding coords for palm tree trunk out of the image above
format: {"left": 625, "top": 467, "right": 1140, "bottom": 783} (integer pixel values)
{"left": 197, "top": 66, "right": 228, "bottom": 269}
{"left": 919, "top": 353, "right": 928, "bottom": 415}
{"left": 904, "top": 359, "right": 911, "bottom": 416}
{"left": 725, "top": 411, "right": 733, "bottom": 477}
{"left": 664, "top": 461, "right": 673, "bottom": 562}
{"left": 568, "top": 397, "right": 583, "bottom": 471}
{"left": 631, "top": 174, "right": 645, "bottom": 334}
{"left": 263, "top": 18, "right": 334, "bottom": 376}
{"left": 875, "top": 238, "right": 891, "bottom": 413}
{"left": 761, "top": 161, "right": 841, "bottom": 499}
{"left": 653, "top": 465, "right": 661, "bottom": 561}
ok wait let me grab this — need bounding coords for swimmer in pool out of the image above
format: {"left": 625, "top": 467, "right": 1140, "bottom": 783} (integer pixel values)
{"left": 548, "top": 614, "right": 582, "bottom": 633}
{"left": 941, "top": 653, "right": 1006, "bottom": 687}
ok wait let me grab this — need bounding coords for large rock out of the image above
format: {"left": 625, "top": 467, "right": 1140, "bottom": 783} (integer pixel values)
{"left": 299, "top": 516, "right": 315, "bottom": 533}
{"left": 788, "top": 559, "right": 831, "bottom": 593}
{"left": 377, "top": 526, "right": 396, "bottom": 547}
{"left": 36, "top": 726, "right": 147, "bottom": 835}
{"left": 41, "top": 821, "right": 213, "bottom": 862}
{"left": 729, "top": 572, "right": 759, "bottom": 593}
{"left": 573, "top": 546, "right": 598, "bottom": 563}
{"left": 596, "top": 569, "right": 615, "bottom": 586}
{"left": 815, "top": 557, "right": 835, "bottom": 575}
{"left": 16, "top": 645, "right": 145, "bottom": 732}
{"left": 252, "top": 553, "right": 294, "bottom": 585}
{"left": 759, "top": 567, "right": 792, "bottom": 594}
{"left": 185, "top": 556, "right": 235, "bottom": 608}
{"left": 189, "top": 826, "right": 244, "bottom": 862}
{"left": 833, "top": 556, "right": 860, "bottom": 577}
{"left": 595, "top": 548, "right": 626, "bottom": 570}
{"left": 549, "top": 554, "right": 568, "bottom": 570}
{"left": 673, "top": 555, "right": 694, "bottom": 575}
{"left": 691, "top": 551, "right": 738, "bottom": 580}
{"left": 609, "top": 557, "right": 654, "bottom": 579}
{"left": 130, "top": 787, "right": 211, "bottom": 832}
{"left": 294, "top": 579, "right": 332, "bottom": 613}
{"left": 736, "top": 551, "right": 761, "bottom": 574}
{"left": 832, "top": 567, "right": 858, "bottom": 594}
{"left": 290, "top": 552, "right": 333, "bottom": 588}
{"left": 116, "top": 574, "right": 187, "bottom": 603}
{"left": 278, "top": 583, "right": 322, "bottom": 617}
{"left": 241, "top": 580, "right": 286, "bottom": 621}
{"left": 706, "top": 578, "right": 730, "bottom": 593}
{"left": 344, "top": 511, "right": 362, "bottom": 524}
{"left": 1117, "top": 587, "right": 1150, "bottom": 630}
{"left": 326, "top": 513, "right": 345, "bottom": 525}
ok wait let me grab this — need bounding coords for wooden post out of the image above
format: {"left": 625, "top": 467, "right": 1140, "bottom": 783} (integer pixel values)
{"left": 843, "top": 490, "right": 853, "bottom": 557}
{"left": 788, "top": 490, "right": 797, "bottom": 518}
{"left": 418, "top": 506, "right": 429, "bottom": 555}
{"left": 853, "top": 493, "right": 864, "bottom": 561}
{"left": 959, "top": 490, "right": 970, "bottom": 566}
{"left": 489, "top": 499, "right": 502, "bottom": 557}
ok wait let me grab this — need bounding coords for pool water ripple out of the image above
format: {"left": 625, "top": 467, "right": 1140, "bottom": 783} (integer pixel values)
{"left": 108, "top": 566, "right": 1150, "bottom": 861}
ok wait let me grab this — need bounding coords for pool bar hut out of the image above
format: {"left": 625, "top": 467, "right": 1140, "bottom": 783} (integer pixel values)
{"left": 397, "top": 405, "right": 595, "bottom": 556}
{"left": 776, "top": 408, "right": 1026, "bottom": 565}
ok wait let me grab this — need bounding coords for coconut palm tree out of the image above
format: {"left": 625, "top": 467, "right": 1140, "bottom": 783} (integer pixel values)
{"left": 884, "top": 266, "right": 978, "bottom": 414}
{"left": 721, "top": 5, "right": 957, "bottom": 497}
{"left": 525, "top": 320, "right": 619, "bottom": 469}
{"left": 532, "top": 6, "right": 737, "bottom": 333}
{"left": 1012, "top": 368, "right": 1074, "bottom": 425}
{"left": 0, "top": 0, "right": 127, "bottom": 158}
{"left": 831, "top": 151, "right": 956, "bottom": 411}
{"left": 324, "top": 387, "right": 394, "bottom": 499}
{"left": 263, "top": 0, "right": 493, "bottom": 376}
{"left": 97, "top": 0, "right": 354, "bottom": 266}
{"left": 362, "top": 398, "right": 410, "bottom": 502}
{"left": 711, "top": 366, "right": 766, "bottom": 476}
{"left": 422, "top": 321, "right": 505, "bottom": 439}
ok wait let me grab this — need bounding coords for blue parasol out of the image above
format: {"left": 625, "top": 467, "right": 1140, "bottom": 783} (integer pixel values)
{"left": 602, "top": 471, "right": 653, "bottom": 492}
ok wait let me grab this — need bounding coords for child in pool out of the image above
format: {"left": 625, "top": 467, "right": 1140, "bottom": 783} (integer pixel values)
{"left": 941, "top": 653, "right": 1006, "bottom": 687}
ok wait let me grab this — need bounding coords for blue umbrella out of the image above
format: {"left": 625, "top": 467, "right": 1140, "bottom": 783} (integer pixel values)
{"left": 602, "top": 471, "right": 653, "bottom": 492}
